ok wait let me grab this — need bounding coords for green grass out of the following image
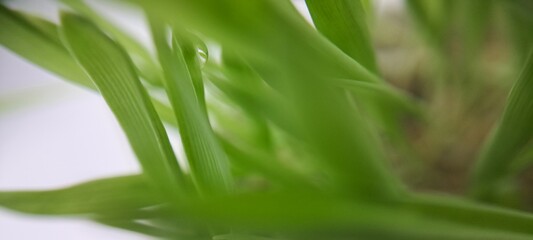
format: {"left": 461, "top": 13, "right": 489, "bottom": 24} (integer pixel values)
{"left": 1, "top": 0, "right": 533, "bottom": 239}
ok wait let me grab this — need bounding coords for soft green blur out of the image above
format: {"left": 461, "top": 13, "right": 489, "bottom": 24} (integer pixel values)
{"left": 1, "top": 0, "right": 533, "bottom": 239}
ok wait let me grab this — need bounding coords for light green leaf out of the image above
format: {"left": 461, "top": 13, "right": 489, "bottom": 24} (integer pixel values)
{"left": 0, "top": 6, "right": 176, "bottom": 125}
{"left": 206, "top": 71, "right": 299, "bottom": 137}
{"left": 150, "top": 18, "right": 232, "bottom": 195}
{"left": 175, "top": 191, "right": 533, "bottom": 240}
{"left": 219, "top": 136, "right": 313, "bottom": 190}
{"left": 175, "top": 31, "right": 208, "bottom": 112}
{"left": 407, "top": 193, "right": 533, "bottom": 237}
{"left": 0, "top": 175, "right": 201, "bottom": 238}
{"left": 61, "top": 0, "right": 163, "bottom": 86}
{"left": 60, "top": 13, "right": 186, "bottom": 197}
{"left": 305, "top": 0, "right": 378, "bottom": 73}
{"left": 304, "top": 0, "right": 422, "bottom": 147}
{"left": 14, "top": 11, "right": 62, "bottom": 44}
{"left": 0, "top": 5, "right": 92, "bottom": 88}
{"left": 138, "top": 0, "right": 402, "bottom": 200}
{"left": 133, "top": 0, "right": 379, "bottom": 85}
{"left": 0, "top": 175, "right": 159, "bottom": 215}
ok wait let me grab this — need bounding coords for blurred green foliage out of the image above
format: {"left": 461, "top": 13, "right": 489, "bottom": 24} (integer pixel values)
{"left": 1, "top": 0, "right": 533, "bottom": 239}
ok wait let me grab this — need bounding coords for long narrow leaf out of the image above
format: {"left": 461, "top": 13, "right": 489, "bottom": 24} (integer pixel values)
{"left": 0, "top": 5, "right": 92, "bottom": 88}
{"left": 0, "top": 7, "right": 178, "bottom": 127}
{"left": 407, "top": 193, "right": 533, "bottom": 236}
{"left": 140, "top": 0, "right": 401, "bottom": 200}
{"left": 470, "top": 52, "right": 533, "bottom": 202}
{"left": 0, "top": 175, "right": 159, "bottom": 215}
{"left": 177, "top": 32, "right": 208, "bottom": 111}
{"left": 305, "top": 0, "right": 378, "bottom": 73}
{"left": 150, "top": 19, "right": 232, "bottom": 195}
{"left": 61, "top": 0, "right": 163, "bottom": 86}
{"left": 60, "top": 13, "right": 186, "bottom": 197}
{"left": 173, "top": 191, "right": 533, "bottom": 240}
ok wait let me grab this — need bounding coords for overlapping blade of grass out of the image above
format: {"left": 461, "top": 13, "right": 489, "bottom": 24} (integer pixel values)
{"left": 0, "top": 175, "right": 159, "bottom": 215}
{"left": 206, "top": 56, "right": 321, "bottom": 189}
{"left": 305, "top": 0, "right": 378, "bottom": 73}
{"left": 284, "top": 68, "right": 402, "bottom": 199}
{"left": 60, "top": 14, "right": 186, "bottom": 196}
{"left": 407, "top": 193, "right": 533, "bottom": 237}
{"left": 0, "top": 176, "right": 195, "bottom": 238}
{"left": 304, "top": 0, "right": 423, "bottom": 148}
{"left": 14, "top": 11, "right": 62, "bottom": 43}
{"left": 176, "top": 32, "right": 208, "bottom": 112}
{"left": 0, "top": 5, "right": 92, "bottom": 88}
{"left": 470, "top": 52, "right": 533, "bottom": 202}
{"left": 0, "top": 6, "right": 184, "bottom": 133}
{"left": 215, "top": 50, "right": 281, "bottom": 146}
{"left": 61, "top": 0, "right": 163, "bottom": 86}
{"left": 3, "top": 181, "right": 533, "bottom": 239}
{"left": 170, "top": 191, "right": 533, "bottom": 240}
{"left": 336, "top": 79, "right": 422, "bottom": 116}
{"left": 150, "top": 19, "right": 232, "bottom": 195}
{"left": 133, "top": 0, "right": 378, "bottom": 85}
{"left": 209, "top": 70, "right": 418, "bottom": 188}
{"left": 219, "top": 137, "right": 314, "bottom": 190}
{"left": 1, "top": 5, "right": 287, "bottom": 193}
{"left": 206, "top": 71, "right": 299, "bottom": 137}
{"left": 211, "top": 51, "right": 420, "bottom": 144}
{"left": 134, "top": 0, "right": 415, "bottom": 112}
{"left": 138, "top": 0, "right": 401, "bottom": 200}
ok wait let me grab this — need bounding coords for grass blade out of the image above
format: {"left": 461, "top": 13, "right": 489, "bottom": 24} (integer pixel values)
{"left": 60, "top": 13, "right": 186, "bottom": 197}
{"left": 407, "top": 193, "right": 533, "bottom": 237}
{"left": 150, "top": 19, "right": 232, "bottom": 195}
{"left": 305, "top": 0, "right": 378, "bottom": 73}
{"left": 174, "top": 191, "right": 533, "bottom": 240}
{"left": 133, "top": 0, "right": 379, "bottom": 85}
{"left": 219, "top": 136, "right": 314, "bottom": 190}
{"left": 139, "top": 0, "right": 401, "bottom": 200}
{"left": 0, "top": 175, "right": 159, "bottom": 215}
{"left": 0, "top": 5, "right": 188, "bottom": 137}
{"left": 61, "top": 0, "right": 163, "bottom": 86}
{"left": 206, "top": 71, "right": 299, "bottom": 137}
{"left": 304, "top": 0, "right": 422, "bottom": 148}
{"left": 177, "top": 32, "right": 208, "bottom": 112}
{"left": 470, "top": 52, "right": 533, "bottom": 202}
{"left": 0, "top": 5, "right": 92, "bottom": 88}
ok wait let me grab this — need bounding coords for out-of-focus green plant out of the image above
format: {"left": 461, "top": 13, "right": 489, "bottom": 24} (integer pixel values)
{"left": 1, "top": 0, "right": 533, "bottom": 239}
